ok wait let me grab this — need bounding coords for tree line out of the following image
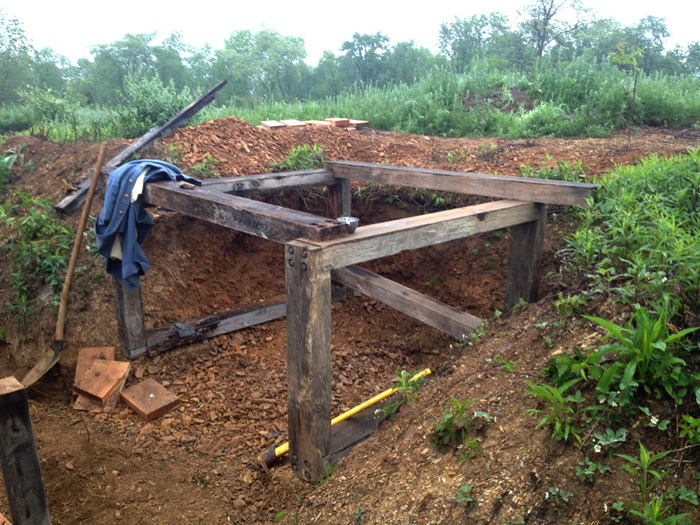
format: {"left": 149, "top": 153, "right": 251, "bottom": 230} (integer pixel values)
{"left": 1, "top": 1, "right": 699, "bottom": 111}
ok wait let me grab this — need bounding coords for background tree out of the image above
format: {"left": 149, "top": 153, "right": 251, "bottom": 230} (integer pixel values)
{"left": 341, "top": 32, "right": 390, "bottom": 85}
{"left": 519, "top": 0, "right": 592, "bottom": 57}
{"left": 0, "top": 9, "right": 33, "bottom": 104}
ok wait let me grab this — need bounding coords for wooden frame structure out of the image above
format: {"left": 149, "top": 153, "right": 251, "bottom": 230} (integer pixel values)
{"left": 108, "top": 160, "right": 595, "bottom": 482}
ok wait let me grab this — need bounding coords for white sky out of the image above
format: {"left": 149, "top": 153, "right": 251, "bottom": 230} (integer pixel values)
{"left": 2, "top": 0, "right": 696, "bottom": 65}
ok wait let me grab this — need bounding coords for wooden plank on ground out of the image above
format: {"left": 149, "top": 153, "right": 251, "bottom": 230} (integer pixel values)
{"left": 325, "top": 118, "right": 350, "bottom": 127}
{"left": 279, "top": 119, "right": 306, "bottom": 128}
{"left": 327, "top": 400, "right": 387, "bottom": 465}
{"left": 261, "top": 120, "right": 285, "bottom": 129}
{"left": 55, "top": 80, "right": 227, "bottom": 214}
{"left": 120, "top": 379, "right": 180, "bottom": 421}
{"left": 72, "top": 347, "right": 115, "bottom": 397}
{"left": 0, "top": 377, "right": 51, "bottom": 525}
{"left": 199, "top": 169, "right": 335, "bottom": 196}
{"left": 305, "top": 120, "right": 332, "bottom": 127}
{"left": 326, "top": 160, "right": 596, "bottom": 207}
{"left": 73, "top": 373, "right": 127, "bottom": 414}
{"left": 73, "top": 360, "right": 130, "bottom": 403}
{"left": 0, "top": 512, "right": 11, "bottom": 525}
{"left": 349, "top": 120, "right": 370, "bottom": 128}
{"left": 505, "top": 203, "right": 547, "bottom": 308}
{"left": 146, "top": 287, "right": 351, "bottom": 356}
{"left": 332, "top": 265, "right": 481, "bottom": 339}
{"left": 143, "top": 182, "right": 348, "bottom": 243}
{"left": 286, "top": 242, "right": 332, "bottom": 482}
{"left": 302, "top": 200, "right": 540, "bottom": 270}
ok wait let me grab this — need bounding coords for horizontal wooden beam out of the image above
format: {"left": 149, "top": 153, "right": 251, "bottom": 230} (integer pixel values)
{"left": 326, "top": 160, "right": 596, "bottom": 207}
{"left": 143, "top": 182, "right": 349, "bottom": 243}
{"left": 200, "top": 169, "right": 336, "bottom": 196}
{"left": 332, "top": 265, "right": 481, "bottom": 339}
{"left": 56, "top": 80, "right": 227, "bottom": 215}
{"left": 145, "top": 287, "right": 352, "bottom": 357}
{"left": 302, "top": 200, "right": 540, "bottom": 269}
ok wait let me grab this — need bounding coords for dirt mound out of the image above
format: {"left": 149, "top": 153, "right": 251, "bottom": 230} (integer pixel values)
{"left": 462, "top": 87, "right": 535, "bottom": 113}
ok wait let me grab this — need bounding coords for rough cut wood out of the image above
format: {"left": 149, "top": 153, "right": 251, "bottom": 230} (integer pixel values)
{"left": 303, "top": 200, "right": 540, "bottom": 270}
{"left": 73, "top": 360, "right": 130, "bottom": 403}
{"left": 305, "top": 120, "right": 332, "bottom": 126}
{"left": 73, "top": 373, "right": 127, "bottom": 414}
{"left": 112, "top": 277, "right": 147, "bottom": 358}
{"left": 328, "top": 400, "right": 387, "bottom": 465}
{"left": 327, "top": 161, "right": 596, "bottom": 207}
{"left": 332, "top": 265, "right": 481, "bottom": 339}
{"left": 120, "top": 379, "right": 180, "bottom": 421}
{"left": 143, "top": 182, "right": 348, "bottom": 243}
{"left": 349, "top": 119, "right": 370, "bottom": 128}
{"left": 56, "top": 80, "right": 227, "bottom": 214}
{"left": 200, "top": 169, "right": 335, "bottom": 196}
{"left": 286, "top": 242, "right": 332, "bottom": 482}
{"left": 146, "top": 287, "right": 351, "bottom": 356}
{"left": 327, "top": 178, "right": 351, "bottom": 219}
{"left": 325, "top": 118, "right": 350, "bottom": 127}
{"left": 72, "top": 347, "right": 115, "bottom": 397}
{"left": 279, "top": 119, "right": 306, "bottom": 128}
{"left": 0, "top": 377, "right": 51, "bottom": 525}
{"left": 261, "top": 120, "right": 285, "bottom": 129}
{"left": 505, "top": 203, "right": 547, "bottom": 307}
{"left": 0, "top": 512, "right": 11, "bottom": 525}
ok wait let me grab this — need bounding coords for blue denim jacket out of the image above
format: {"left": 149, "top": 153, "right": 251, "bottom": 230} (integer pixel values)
{"left": 95, "top": 160, "right": 199, "bottom": 290}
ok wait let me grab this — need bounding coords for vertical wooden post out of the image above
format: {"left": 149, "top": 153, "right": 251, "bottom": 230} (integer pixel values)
{"left": 327, "top": 178, "right": 351, "bottom": 219}
{"left": 0, "top": 377, "right": 51, "bottom": 525}
{"left": 504, "top": 203, "right": 547, "bottom": 308}
{"left": 112, "top": 277, "right": 147, "bottom": 359}
{"left": 285, "top": 241, "right": 332, "bottom": 482}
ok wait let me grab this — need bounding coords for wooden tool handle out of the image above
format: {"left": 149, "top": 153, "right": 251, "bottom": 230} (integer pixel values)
{"left": 55, "top": 144, "right": 107, "bottom": 343}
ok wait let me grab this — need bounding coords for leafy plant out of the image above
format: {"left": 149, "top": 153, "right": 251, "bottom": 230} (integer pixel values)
{"left": 457, "top": 437, "right": 481, "bottom": 463}
{"left": 546, "top": 487, "right": 573, "bottom": 515}
{"left": 191, "top": 155, "right": 221, "bottom": 178}
{"left": 456, "top": 484, "right": 475, "bottom": 508}
{"left": 525, "top": 379, "right": 594, "bottom": 445}
{"left": 493, "top": 355, "right": 519, "bottom": 373}
{"left": 268, "top": 144, "right": 325, "bottom": 172}
{"left": 584, "top": 308, "right": 699, "bottom": 404}
{"left": 618, "top": 443, "right": 671, "bottom": 511}
{"left": 593, "top": 427, "right": 627, "bottom": 455}
{"left": 679, "top": 415, "right": 700, "bottom": 444}
{"left": 576, "top": 457, "right": 610, "bottom": 483}
{"left": 425, "top": 274, "right": 438, "bottom": 288}
{"left": 354, "top": 504, "right": 366, "bottom": 523}
{"left": 555, "top": 292, "right": 586, "bottom": 319}
{"left": 430, "top": 397, "right": 492, "bottom": 447}
{"left": 380, "top": 370, "right": 425, "bottom": 421}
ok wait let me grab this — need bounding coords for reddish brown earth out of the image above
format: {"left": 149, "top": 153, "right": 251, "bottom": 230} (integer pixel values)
{"left": 0, "top": 120, "right": 699, "bottom": 524}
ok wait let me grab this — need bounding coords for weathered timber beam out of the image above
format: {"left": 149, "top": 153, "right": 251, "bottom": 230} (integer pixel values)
{"left": 505, "top": 203, "right": 547, "bottom": 307}
{"left": 55, "top": 80, "right": 227, "bottom": 214}
{"left": 0, "top": 377, "right": 52, "bottom": 525}
{"left": 199, "top": 169, "right": 335, "bottom": 196}
{"left": 145, "top": 287, "right": 352, "bottom": 357}
{"left": 332, "top": 265, "right": 481, "bottom": 339}
{"left": 327, "top": 178, "right": 351, "bottom": 219}
{"left": 326, "top": 160, "right": 596, "bottom": 207}
{"left": 142, "top": 182, "right": 349, "bottom": 243}
{"left": 300, "top": 200, "right": 540, "bottom": 270}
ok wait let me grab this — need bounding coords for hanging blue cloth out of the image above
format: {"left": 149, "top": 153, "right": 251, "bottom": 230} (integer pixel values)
{"left": 95, "top": 160, "right": 200, "bottom": 290}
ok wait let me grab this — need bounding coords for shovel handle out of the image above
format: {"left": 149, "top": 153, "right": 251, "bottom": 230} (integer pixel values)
{"left": 55, "top": 144, "right": 107, "bottom": 344}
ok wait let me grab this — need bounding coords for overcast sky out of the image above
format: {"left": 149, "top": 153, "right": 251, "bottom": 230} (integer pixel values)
{"left": 2, "top": 0, "right": 696, "bottom": 65}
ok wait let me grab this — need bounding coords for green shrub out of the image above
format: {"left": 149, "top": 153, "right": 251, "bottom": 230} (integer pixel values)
{"left": 269, "top": 144, "right": 325, "bottom": 172}
{"left": 429, "top": 397, "right": 492, "bottom": 447}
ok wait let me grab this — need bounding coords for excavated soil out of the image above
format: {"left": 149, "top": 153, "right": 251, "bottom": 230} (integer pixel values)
{"left": 0, "top": 118, "right": 699, "bottom": 524}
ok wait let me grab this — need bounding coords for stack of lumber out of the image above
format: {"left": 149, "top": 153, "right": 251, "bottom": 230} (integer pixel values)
{"left": 72, "top": 347, "right": 179, "bottom": 420}
{"left": 259, "top": 118, "right": 370, "bottom": 131}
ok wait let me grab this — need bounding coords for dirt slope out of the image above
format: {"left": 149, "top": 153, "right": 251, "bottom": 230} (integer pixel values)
{"left": 0, "top": 121, "right": 698, "bottom": 524}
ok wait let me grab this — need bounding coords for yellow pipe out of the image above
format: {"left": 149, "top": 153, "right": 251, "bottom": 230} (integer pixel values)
{"left": 269, "top": 368, "right": 431, "bottom": 459}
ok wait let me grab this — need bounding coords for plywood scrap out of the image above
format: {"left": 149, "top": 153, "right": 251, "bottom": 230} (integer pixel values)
{"left": 260, "top": 120, "right": 285, "bottom": 130}
{"left": 325, "top": 118, "right": 350, "bottom": 127}
{"left": 349, "top": 119, "right": 370, "bottom": 128}
{"left": 120, "top": 378, "right": 180, "bottom": 421}
{"left": 279, "top": 119, "right": 306, "bottom": 128}
{"left": 73, "top": 360, "right": 130, "bottom": 403}
{"left": 305, "top": 120, "right": 332, "bottom": 126}
{"left": 73, "top": 347, "right": 115, "bottom": 397}
{"left": 0, "top": 512, "right": 11, "bottom": 525}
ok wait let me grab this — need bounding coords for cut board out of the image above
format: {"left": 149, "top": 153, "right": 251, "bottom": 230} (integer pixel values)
{"left": 325, "top": 118, "right": 350, "bottom": 127}
{"left": 0, "top": 512, "right": 11, "bottom": 525}
{"left": 261, "top": 120, "right": 285, "bottom": 129}
{"left": 279, "top": 119, "right": 306, "bottom": 128}
{"left": 120, "top": 379, "right": 180, "bottom": 421}
{"left": 349, "top": 119, "right": 370, "bottom": 128}
{"left": 74, "top": 373, "right": 127, "bottom": 414}
{"left": 73, "top": 347, "right": 115, "bottom": 397}
{"left": 305, "top": 120, "right": 332, "bottom": 126}
{"left": 73, "top": 360, "right": 130, "bottom": 403}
